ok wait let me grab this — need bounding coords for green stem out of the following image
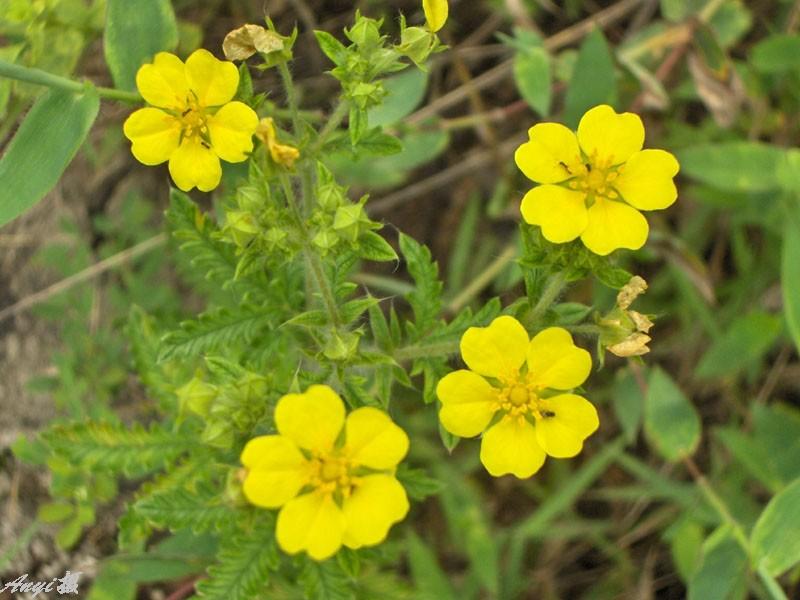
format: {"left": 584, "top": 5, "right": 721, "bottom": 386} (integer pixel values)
{"left": 757, "top": 565, "right": 789, "bottom": 600}
{"left": 683, "top": 457, "right": 751, "bottom": 553}
{"left": 0, "top": 59, "right": 141, "bottom": 103}
{"left": 279, "top": 173, "right": 342, "bottom": 327}
{"left": 310, "top": 99, "right": 349, "bottom": 154}
{"left": 528, "top": 271, "right": 567, "bottom": 322}
{"left": 277, "top": 61, "right": 303, "bottom": 137}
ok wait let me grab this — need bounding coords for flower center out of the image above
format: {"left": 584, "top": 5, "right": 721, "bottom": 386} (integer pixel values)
{"left": 309, "top": 453, "right": 355, "bottom": 498}
{"left": 567, "top": 155, "right": 620, "bottom": 200}
{"left": 179, "top": 96, "right": 210, "bottom": 142}
{"left": 495, "top": 377, "right": 557, "bottom": 421}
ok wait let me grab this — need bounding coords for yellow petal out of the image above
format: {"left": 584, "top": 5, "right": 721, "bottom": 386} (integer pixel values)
{"left": 613, "top": 149, "right": 679, "bottom": 211}
{"left": 436, "top": 370, "right": 497, "bottom": 437}
{"left": 423, "top": 0, "right": 448, "bottom": 32}
{"left": 123, "top": 107, "right": 180, "bottom": 165}
{"left": 185, "top": 49, "right": 239, "bottom": 107}
{"left": 344, "top": 407, "right": 409, "bottom": 469}
{"left": 527, "top": 327, "right": 592, "bottom": 390}
{"left": 275, "top": 385, "right": 345, "bottom": 453}
{"left": 241, "top": 436, "right": 309, "bottom": 508}
{"left": 342, "top": 475, "right": 409, "bottom": 548}
{"left": 276, "top": 491, "right": 344, "bottom": 560}
{"left": 479, "top": 416, "right": 546, "bottom": 478}
{"left": 515, "top": 123, "right": 580, "bottom": 184}
{"left": 580, "top": 197, "right": 649, "bottom": 256}
{"left": 135, "top": 52, "right": 189, "bottom": 110}
{"left": 168, "top": 137, "right": 222, "bottom": 192}
{"left": 520, "top": 185, "right": 588, "bottom": 243}
{"left": 460, "top": 315, "right": 529, "bottom": 379}
{"left": 207, "top": 101, "right": 258, "bottom": 163}
{"left": 535, "top": 394, "right": 599, "bottom": 458}
{"left": 577, "top": 105, "right": 644, "bottom": 166}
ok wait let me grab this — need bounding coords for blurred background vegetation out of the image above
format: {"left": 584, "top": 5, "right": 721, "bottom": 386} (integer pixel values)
{"left": 1, "top": 0, "right": 800, "bottom": 598}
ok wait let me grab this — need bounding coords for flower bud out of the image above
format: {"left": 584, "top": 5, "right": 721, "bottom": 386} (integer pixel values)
{"left": 346, "top": 16, "right": 381, "bottom": 47}
{"left": 312, "top": 229, "right": 339, "bottom": 254}
{"left": 175, "top": 376, "right": 217, "bottom": 417}
{"left": 333, "top": 202, "right": 369, "bottom": 243}
{"left": 323, "top": 330, "right": 360, "bottom": 361}
{"left": 398, "top": 26, "right": 433, "bottom": 65}
{"left": 599, "top": 276, "right": 654, "bottom": 358}
{"left": 224, "top": 210, "right": 259, "bottom": 248}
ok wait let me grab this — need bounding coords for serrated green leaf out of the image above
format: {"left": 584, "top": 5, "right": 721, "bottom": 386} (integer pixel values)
{"left": 135, "top": 482, "right": 233, "bottom": 533}
{"left": 195, "top": 526, "right": 279, "bottom": 600}
{"left": 644, "top": 367, "right": 701, "bottom": 462}
{"left": 158, "top": 305, "right": 274, "bottom": 363}
{"left": 42, "top": 422, "right": 193, "bottom": 477}
{"left": 286, "top": 310, "right": 329, "bottom": 328}
{"left": 399, "top": 233, "right": 443, "bottom": 334}
{"left": 300, "top": 560, "right": 354, "bottom": 600}
{"left": 354, "top": 128, "right": 403, "bottom": 156}
{"left": 751, "top": 478, "right": 800, "bottom": 576}
{"left": 563, "top": 28, "right": 616, "bottom": 127}
{"left": 358, "top": 231, "right": 398, "bottom": 262}
{"left": 315, "top": 30, "right": 349, "bottom": 66}
{"left": 104, "top": 0, "right": 178, "bottom": 91}
{"left": 0, "top": 88, "right": 99, "bottom": 227}
{"left": 396, "top": 465, "right": 442, "bottom": 501}
{"left": 341, "top": 296, "right": 379, "bottom": 323}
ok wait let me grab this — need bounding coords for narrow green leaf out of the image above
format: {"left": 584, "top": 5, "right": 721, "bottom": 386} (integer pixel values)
{"left": 752, "top": 33, "right": 800, "bottom": 74}
{"left": 676, "top": 142, "right": 786, "bottom": 193}
{"left": 696, "top": 311, "right": 782, "bottom": 379}
{"left": 687, "top": 527, "right": 748, "bottom": 600}
{"left": 314, "top": 31, "right": 349, "bottom": 66}
{"left": 751, "top": 478, "right": 800, "bottom": 576}
{"left": 563, "top": 28, "right": 616, "bottom": 127}
{"left": 644, "top": 367, "right": 701, "bottom": 462}
{"left": 407, "top": 532, "right": 456, "bottom": 600}
{"left": 513, "top": 32, "right": 551, "bottom": 116}
{"left": 782, "top": 218, "right": 800, "bottom": 354}
{"left": 0, "top": 88, "right": 99, "bottom": 227}
{"left": 104, "top": 0, "right": 178, "bottom": 91}
{"left": 611, "top": 371, "right": 643, "bottom": 444}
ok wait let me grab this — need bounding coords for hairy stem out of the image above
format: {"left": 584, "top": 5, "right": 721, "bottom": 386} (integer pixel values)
{"left": 280, "top": 173, "right": 342, "bottom": 327}
{"left": 0, "top": 59, "right": 142, "bottom": 103}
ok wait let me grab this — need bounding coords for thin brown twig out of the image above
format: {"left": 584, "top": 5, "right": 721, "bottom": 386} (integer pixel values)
{"left": 368, "top": 134, "right": 525, "bottom": 216}
{"left": 0, "top": 233, "right": 166, "bottom": 324}
{"left": 164, "top": 577, "right": 200, "bottom": 600}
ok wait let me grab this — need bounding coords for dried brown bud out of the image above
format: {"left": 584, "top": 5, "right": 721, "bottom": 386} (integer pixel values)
{"left": 608, "top": 332, "right": 651, "bottom": 357}
{"left": 617, "top": 275, "right": 648, "bottom": 310}
{"left": 223, "top": 24, "right": 284, "bottom": 61}
{"left": 629, "top": 310, "right": 654, "bottom": 333}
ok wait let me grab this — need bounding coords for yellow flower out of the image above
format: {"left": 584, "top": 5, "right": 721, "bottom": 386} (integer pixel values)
{"left": 423, "top": 0, "right": 448, "bottom": 32}
{"left": 436, "top": 316, "right": 598, "bottom": 478}
{"left": 240, "top": 385, "right": 410, "bottom": 560}
{"left": 255, "top": 117, "right": 300, "bottom": 168}
{"left": 515, "top": 105, "right": 680, "bottom": 256}
{"left": 123, "top": 50, "right": 259, "bottom": 192}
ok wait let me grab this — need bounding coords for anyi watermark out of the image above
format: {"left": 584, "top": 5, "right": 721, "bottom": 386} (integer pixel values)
{"left": 0, "top": 570, "right": 81, "bottom": 597}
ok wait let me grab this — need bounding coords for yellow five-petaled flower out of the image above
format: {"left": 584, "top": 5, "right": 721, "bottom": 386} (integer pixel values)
{"left": 240, "top": 385, "right": 410, "bottom": 561}
{"left": 515, "top": 105, "right": 680, "bottom": 256}
{"left": 437, "top": 316, "right": 599, "bottom": 478}
{"left": 123, "top": 49, "right": 259, "bottom": 192}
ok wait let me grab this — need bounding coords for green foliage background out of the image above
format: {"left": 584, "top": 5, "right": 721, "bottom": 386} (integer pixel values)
{"left": 1, "top": 0, "right": 800, "bottom": 599}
